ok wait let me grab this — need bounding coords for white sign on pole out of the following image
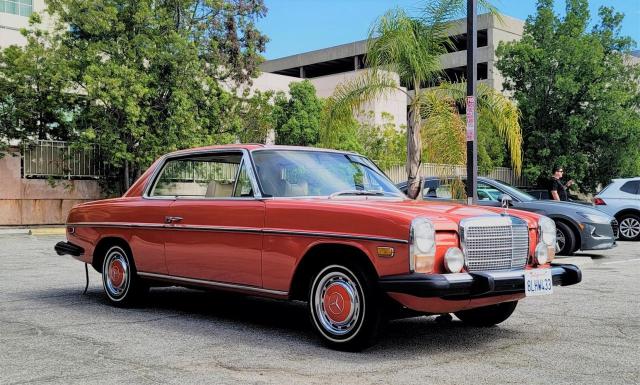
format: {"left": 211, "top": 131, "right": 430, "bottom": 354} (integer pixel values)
{"left": 466, "top": 96, "right": 475, "bottom": 141}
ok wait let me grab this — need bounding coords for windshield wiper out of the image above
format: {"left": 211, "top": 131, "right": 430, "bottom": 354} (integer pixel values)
{"left": 328, "top": 190, "right": 390, "bottom": 199}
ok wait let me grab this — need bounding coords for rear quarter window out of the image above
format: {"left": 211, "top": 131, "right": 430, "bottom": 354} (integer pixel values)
{"left": 620, "top": 181, "right": 640, "bottom": 195}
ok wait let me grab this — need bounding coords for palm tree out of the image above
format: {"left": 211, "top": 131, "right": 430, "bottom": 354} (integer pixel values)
{"left": 323, "top": 1, "right": 522, "bottom": 199}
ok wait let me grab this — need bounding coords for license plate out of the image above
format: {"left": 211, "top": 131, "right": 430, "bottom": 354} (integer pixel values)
{"left": 524, "top": 269, "right": 553, "bottom": 296}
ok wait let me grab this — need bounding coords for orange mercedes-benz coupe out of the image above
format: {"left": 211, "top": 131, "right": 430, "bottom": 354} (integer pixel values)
{"left": 55, "top": 144, "right": 581, "bottom": 350}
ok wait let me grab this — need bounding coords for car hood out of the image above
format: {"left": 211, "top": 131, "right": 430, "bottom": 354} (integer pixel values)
{"left": 520, "top": 199, "right": 612, "bottom": 218}
{"left": 281, "top": 197, "right": 541, "bottom": 231}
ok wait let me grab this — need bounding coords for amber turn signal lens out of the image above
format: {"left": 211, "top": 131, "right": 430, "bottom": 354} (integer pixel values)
{"left": 376, "top": 247, "right": 395, "bottom": 258}
{"left": 415, "top": 254, "right": 435, "bottom": 273}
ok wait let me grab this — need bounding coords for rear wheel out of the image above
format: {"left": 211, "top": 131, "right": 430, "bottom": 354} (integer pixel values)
{"left": 617, "top": 213, "right": 640, "bottom": 241}
{"left": 102, "top": 245, "right": 148, "bottom": 306}
{"left": 555, "top": 221, "right": 576, "bottom": 255}
{"left": 454, "top": 301, "right": 518, "bottom": 327}
{"left": 308, "top": 264, "right": 382, "bottom": 351}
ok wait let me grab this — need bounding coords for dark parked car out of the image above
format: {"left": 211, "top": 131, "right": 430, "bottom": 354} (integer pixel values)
{"left": 397, "top": 177, "right": 617, "bottom": 256}
{"left": 524, "top": 188, "right": 591, "bottom": 205}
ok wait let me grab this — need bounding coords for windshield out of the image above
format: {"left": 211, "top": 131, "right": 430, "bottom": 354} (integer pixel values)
{"left": 251, "top": 150, "right": 404, "bottom": 198}
{"left": 489, "top": 179, "right": 536, "bottom": 202}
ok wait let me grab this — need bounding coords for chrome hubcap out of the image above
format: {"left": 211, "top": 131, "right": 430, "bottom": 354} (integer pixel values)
{"left": 619, "top": 218, "right": 640, "bottom": 239}
{"left": 556, "top": 229, "right": 566, "bottom": 253}
{"left": 314, "top": 271, "right": 361, "bottom": 336}
{"left": 104, "top": 250, "right": 129, "bottom": 297}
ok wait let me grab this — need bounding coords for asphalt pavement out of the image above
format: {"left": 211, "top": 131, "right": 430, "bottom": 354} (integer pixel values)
{"left": 0, "top": 235, "right": 638, "bottom": 385}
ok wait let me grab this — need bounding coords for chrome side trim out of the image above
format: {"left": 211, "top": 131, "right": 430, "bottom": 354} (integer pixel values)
{"left": 137, "top": 272, "right": 288, "bottom": 296}
{"left": 71, "top": 222, "right": 167, "bottom": 229}
{"left": 171, "top": 224, "right": 263, "bottom": 234}
{"left": 67, "top": 222, "right": 408, "bottom": 243}
{"left": 263, "top": 228, "right": 408, "bottom": 244}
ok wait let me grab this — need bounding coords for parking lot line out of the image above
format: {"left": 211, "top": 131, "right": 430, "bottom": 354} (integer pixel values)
{"left": 601, "top": 258, "right": 640, "bottom": 265}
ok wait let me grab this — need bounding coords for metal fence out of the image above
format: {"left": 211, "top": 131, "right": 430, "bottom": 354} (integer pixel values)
{"left": 22, "top": 140, "right": 104, "bottom": 179}
{"left": 384, "top": 163, "right": 530, "bottom": 187}
{"left": 162, "top": 160, "right": 239, "bottom": 182}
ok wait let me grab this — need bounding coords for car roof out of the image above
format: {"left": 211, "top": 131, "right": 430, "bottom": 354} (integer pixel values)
{"left": 165, "top": 144, "right": 359, "bottom": 157}
{"left": 611, "top": 177, "right": 640, "bottom": 182}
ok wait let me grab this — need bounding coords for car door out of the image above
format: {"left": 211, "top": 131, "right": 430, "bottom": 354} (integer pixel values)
{"left": 151, "top": 150, "right": 265, "bottom": 287}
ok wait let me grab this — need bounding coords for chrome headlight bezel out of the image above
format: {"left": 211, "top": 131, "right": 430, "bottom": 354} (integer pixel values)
{"left": 409, "top": 217, "right": 436, "bottom": 273}
{"left": 535, "top": 242, "right": 549, "bottom": 265}
{"left": 444, "top": 247, "right": 465, "bottom": 273}
{"left": 538, "top": 216, "right": 556, "bottom": 248}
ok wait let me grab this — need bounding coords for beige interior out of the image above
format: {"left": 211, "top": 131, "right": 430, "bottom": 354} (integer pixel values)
{"left": 154, "top": 182, "right": 208, "bottom": 197}
{"left": 206, "top": 181, "right": 235, "bottom": 197}
{"left": 284, "top": 180, "right": 309, "bottom": 196}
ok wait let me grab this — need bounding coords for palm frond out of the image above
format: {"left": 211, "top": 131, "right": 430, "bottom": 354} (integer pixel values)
{"left": 414, "top": 90, "right": 466, "bottom": 165}
{"left": 436, "top": 82, "right": 523, "bottom": 174}
{"left": 321, "top": 70, "right": 401, "bottom": 148}
{"left": 326, "top": 70, "right": 401, "bottom": 121}
{"left": 366, "top": 7, "right": 449, "bottom": 88}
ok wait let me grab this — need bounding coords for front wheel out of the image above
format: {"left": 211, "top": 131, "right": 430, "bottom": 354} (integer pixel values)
{"left": 454, "top": 301, "right": 518, "bottom": 327}
{"left": 618, "top": 213, "right": 640, "bottom": 241}
{"left": 102, "top": 245, "right": 148, "bottom": 307}
{"left": 555, "top": 221, "right": 576, "bottom": 255}
{"left": 308, "top": 264, "right": 382, "bottom": 351}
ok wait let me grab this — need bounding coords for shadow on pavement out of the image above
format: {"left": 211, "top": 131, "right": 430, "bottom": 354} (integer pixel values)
{"left": 23, "top": 285, "right": 520, "bottom": 358}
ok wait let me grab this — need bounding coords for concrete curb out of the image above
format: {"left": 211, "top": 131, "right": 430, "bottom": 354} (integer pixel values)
{"left": 29, "top": 228, "right": 66, "bottom": 236}
{"left": 0, "top": 228, "right": 31, "bottom": 235}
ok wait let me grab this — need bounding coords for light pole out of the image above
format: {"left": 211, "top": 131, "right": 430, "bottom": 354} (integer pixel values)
{"left": 466, "top": 0, "right": 478, "bottom": 205}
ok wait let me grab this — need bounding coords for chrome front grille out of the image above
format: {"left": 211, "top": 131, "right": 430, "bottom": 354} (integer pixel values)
{"left": 460, "top": 216, "right": 529, "bottom": 272}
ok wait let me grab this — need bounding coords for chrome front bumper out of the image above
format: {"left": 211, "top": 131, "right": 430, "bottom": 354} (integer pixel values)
{"left": 378, "top": 264, "right": 581, "bottom": 299}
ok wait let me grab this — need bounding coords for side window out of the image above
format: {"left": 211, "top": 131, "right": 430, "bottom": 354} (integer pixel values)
{"left": 150, "top": 153, "right": 243, "bottom": 198}
{"left": 233, "top": 162, "right": 254, "bottom": 197}
{"left": 424, "top": 179, "right": 466, "bottom": 200}
{"left": 436, "top": 184, "right": 453, "bottom": 199}
{"left": 620, "top": 181, "right": 640, "bottom": 195}
{"left": 423, "top": 180, "right": 440, "bottom": 198}
{"left": 477, "top": 182, "right": 502, "bottom": 201}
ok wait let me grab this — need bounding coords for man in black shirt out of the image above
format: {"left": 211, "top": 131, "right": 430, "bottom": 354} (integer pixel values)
{"left": 549, "top": 166, "right": 574, "bottom": 201}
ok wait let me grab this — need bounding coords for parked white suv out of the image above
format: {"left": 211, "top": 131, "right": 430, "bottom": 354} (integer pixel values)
{"left": 594, "top": 178, "right": 640, "bottom": 240}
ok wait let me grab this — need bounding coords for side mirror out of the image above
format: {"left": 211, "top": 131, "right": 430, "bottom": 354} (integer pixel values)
{"left": 500, "top": 194, "right": 513, "bottom": 208}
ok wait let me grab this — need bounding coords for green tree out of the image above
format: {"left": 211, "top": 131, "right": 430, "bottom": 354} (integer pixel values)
{"left": 496, "top": 0, "right": 640, "bottom": 192}
{"left": 42, "top": 0, "right": 268, "bottom": 191}
{"left": 274, "top": 80, "right": 324, "bottom": 146}
{"left": 324, "top": 1, "right": 522, "bottom": 199}
{"left": 319, "top": 110, "right": 406, "bottom": 170}
{"left": 235, "top": 89, "right": 280, "bottom": 144}
{"left": 0, "top": 14, "right": 77, "bottom": 150}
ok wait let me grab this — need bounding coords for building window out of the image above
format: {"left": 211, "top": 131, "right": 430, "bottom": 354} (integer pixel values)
{"left": 446, "top": 29, "right": 488, "bottom": 53}
{"left": 0, "top": 0, "right": 33, "bottom": 17}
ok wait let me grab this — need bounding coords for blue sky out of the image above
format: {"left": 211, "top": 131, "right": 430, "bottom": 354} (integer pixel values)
{"left": 257, "top": 0, "right": 640, "bottom": 60}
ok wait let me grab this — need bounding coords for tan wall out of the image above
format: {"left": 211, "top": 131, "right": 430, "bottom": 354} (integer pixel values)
{"left": 0, "top": 149, "right": 104, "bottom": 225}
{"left": 309, "top": 70, "right": 408, "bottom": 130}
{"left": 0, "top": 0, "right": 55, "bottom": 49}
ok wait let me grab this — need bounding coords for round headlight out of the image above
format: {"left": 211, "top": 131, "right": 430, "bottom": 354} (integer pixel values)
{"left": 444, "top": 247, "right": 465, "bottom": 273}
{"left": 535, "top": 242, "right": 549, "bottom": 265}
{"left": 539, "top": 216, "right": 556, "bottom": 247}
{"left": 413, "top": 218, "right": 435, "bottom": 254}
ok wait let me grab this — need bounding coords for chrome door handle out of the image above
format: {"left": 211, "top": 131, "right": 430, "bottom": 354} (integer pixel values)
{"left": 164, "top": 216, "right": 183, "bottom": 224}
